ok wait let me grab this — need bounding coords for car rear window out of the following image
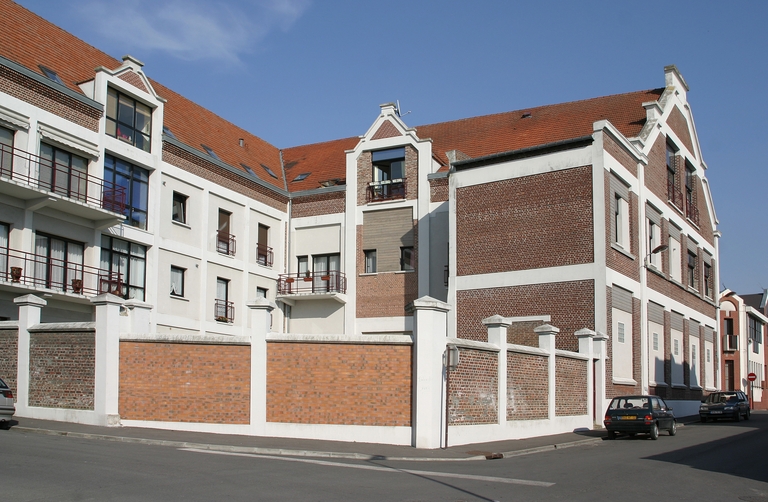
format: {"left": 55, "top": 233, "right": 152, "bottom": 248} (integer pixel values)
{"left": 0, "top": 377, "right": 7, "bottom": 389}
{"left": 609, "top": 397, "right": 649, "bottom": 410}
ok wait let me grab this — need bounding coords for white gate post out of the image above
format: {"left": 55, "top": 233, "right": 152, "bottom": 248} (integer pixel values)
{"left": 90, "top": 293, "right": 124, "bottom": 426}
{"left": 247, "top": 298, "right": 273, "bottom": 436}
{"left": 14, "top": 294, "right": 46, "bottom": 416}
{"left": 534, "top": 324, "right": 560, "bottom": 421}
{"left": 483, "top": 315, "right": 510, "bottom": 426}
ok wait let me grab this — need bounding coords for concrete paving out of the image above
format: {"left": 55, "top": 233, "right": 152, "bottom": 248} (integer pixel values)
{"left": 4, "top": 415, "right": 698, "bottom": 462}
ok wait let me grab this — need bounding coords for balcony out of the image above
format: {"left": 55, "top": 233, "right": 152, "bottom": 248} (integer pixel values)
{"left": 277, "top": 270, "right": 347, "bottom": 302}
{"left": 256, "top": 242, "right": 273, "bottom": 267}
{"left": 1, "top": 247, "right": 122, "bottom": 298}
{"left": 686, "top": 198, "right": 700, "bottom": 227}
{"left": 0, "top": 144, "right": 126, "bottom": 221}
{"left": 366, "top": 179, "right": 406, "bottom": 203}
{"left": 667, "top": 178, "right": 684, "bottom": 211}
{"left": 216, "top": 231, "right": 236, "bottom": 256}
{"left": 214, "top": 298, "right": 234, "bottom": 323}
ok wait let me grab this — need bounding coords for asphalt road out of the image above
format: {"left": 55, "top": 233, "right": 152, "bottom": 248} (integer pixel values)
{"left": 3, "top": 414, "right": 768, "bottom": 501}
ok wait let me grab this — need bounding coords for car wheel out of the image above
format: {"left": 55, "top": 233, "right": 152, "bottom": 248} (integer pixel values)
{"left": 734, "top": 411, "right": 740, "bottom": 422}
{"left": 607, "top": 430, "right": 617, "bottom": 440}
{"left": 0, "top": 422, "right": 9, "bottom": 431}
{"left": 649, "top": 423, "right": 659, "bottom": 440}
{"left": 700, "top": 416, "right": 707, "bottom": 423}
{"left": 745, "top": 409, "right": 750, "bottom": 420}
{"left": 669, "top": 420, "right": 677, "bottom": 436}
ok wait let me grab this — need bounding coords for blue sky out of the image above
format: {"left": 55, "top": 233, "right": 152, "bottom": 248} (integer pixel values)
{"left": 17, "top": 0, "right": 768, "bottom": 295}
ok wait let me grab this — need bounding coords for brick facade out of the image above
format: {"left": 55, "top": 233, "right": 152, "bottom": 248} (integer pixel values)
{"left": 291, "top": 191, "right": 345, "bottom": 218}
{"left": 0, "top": 329, "right": 18, "bottom": 395}
{"left": 448, "top": 348, "right": 498, "bottom": 425}
{"left": 117, "top": 70, "right": 148, "bottom": 93}
{"left": 119, "top": 341, "right": 250, "bottom": 424}
{"left": 604, "top": 134, "right": 638, "bottom": 177}
{"left": 667, "top": 106, "right": 694, "bottom": 154}
{"left": 29, "top": 331, "right": 95, "bottom": 410}
{"left": 507, "top": 352, "right": 548, "bottom": 420}
{"left": 266, "top": 342, "right": 412, "bottom": 426}
{"left": 555, "top": 356, "right": 588, "bottom": 416}
{"left": 356, "top": 145, "right": 418, "bottom": 206}
{"left": 429, "top": 177, "right": 449, "bottom": 203}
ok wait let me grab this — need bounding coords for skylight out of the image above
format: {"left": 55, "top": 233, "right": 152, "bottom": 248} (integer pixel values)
{"left": 240, "top": 163, "right": 257, "bottom": 177}
{"left": 293, "top": 173, "right": 311, "bottom": 182}
{"left": 201, "top": 144, "right": 220, "bottom": 160}
{"left": 39, "top": 65, "right": 64, "bottom": 85}
{"left": 162, "top": 126, "right": 176, "bottom": 139}
{"left": 261, "top": 164, "right": 278, "bottom": 179}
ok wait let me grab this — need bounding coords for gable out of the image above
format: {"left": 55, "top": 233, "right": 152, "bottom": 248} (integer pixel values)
{"left": 666, "top": 106, "right": 694, "bottom": 155}
{"left": 371, "top": 119, "right": 401, "bottom": 140}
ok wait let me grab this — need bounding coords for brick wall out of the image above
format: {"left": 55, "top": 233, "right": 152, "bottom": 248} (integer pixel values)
{"left": 0, "top": 329, "right": 18, "bottom": 395}
{"left": 118, "top": 70, "right": 148, "bottom": 93}
{"left": 291, "top": 191, "right": 345, "bottom": 218}
{"left": 356, "top": 145, "right": 419, "bottom": 206}
{"left": 430, "top": 177, "right": 449, "bottom": 203}
{"left": 448, "top": 348, "right": 497, "bottom": 425}
{"left": 508, "top": 352, "right": 548, "bottom": 420}
{"left": 604, "top": 134, "right": 638, "bottom": 177}
{"left": 266, "top": 342, "right": 412, "bottom": 426}
{"left": 667, "top": 106, "right": 694, "bottom": 154}
{"left": 456, "top": 280, "right": 595, "bottom": 351}
{"left": 555, "top": 356, "right": 588, "bottom": 416}
{"left": 645, "top": 135, "right": 668, "bottom": 205}
{"left": 605, "top": 170, "right": 640, "bottom": 282}
{"left": 119, "top": 341, "right": 250, "bottom": 424}
{"left": 0, "top": 65, "right": 101, "bottom": 131}
{"left": 647, "top": 270, "right": 717, "bottom": 319}
{"left": 29, "top": 331, "right": 95, "bottom": 410}
{"left": 456, "top": 165, "right": 594, "bottom": 276}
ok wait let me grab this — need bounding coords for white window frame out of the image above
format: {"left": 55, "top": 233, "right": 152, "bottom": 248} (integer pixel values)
{"left": 669, "top": 236, "right": 682, "bottom": 283}
{"left": 612, "top": 308, "right": 634, "bottom": 384}
{"left": 615, "top": 195, "right": 630, "bottom": 250}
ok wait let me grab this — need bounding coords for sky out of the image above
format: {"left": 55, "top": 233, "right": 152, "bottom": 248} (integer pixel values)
{"left": 16, "top": 0, "right": 768, "bottom": 296}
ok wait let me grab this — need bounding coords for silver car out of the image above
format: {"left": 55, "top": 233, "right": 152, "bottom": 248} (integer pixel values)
{"left": 0, "top": 376, "right": 14, "bottom": 429}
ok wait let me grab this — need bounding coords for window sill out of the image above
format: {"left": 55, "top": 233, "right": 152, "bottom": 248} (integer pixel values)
{"left": 612, "top": 377, "right": 638, "bottom": 386}
{"left": 172, "top": 220, "right": 191, "bottom": 229}
{"left": 170, "top": 295, "right": 189, "bottom": 302}
{"left": 359, "top": 272, "right": 377, "bottom": 276}
{"left": 396, "top": 270, "right": 415, "bottom": 274}
{"left": 610, "top": 243, "right": 636, "bottom": 260}
{"left": 650, "top": 382, "right": 668, "bottom": 388}
{"left": 671, "top": 384, "right": 687, "bottom": 389}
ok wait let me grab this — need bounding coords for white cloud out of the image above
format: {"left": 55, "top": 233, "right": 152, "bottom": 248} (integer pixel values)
{"left": 75, "top": 0, "right": 311, "bottom": 65}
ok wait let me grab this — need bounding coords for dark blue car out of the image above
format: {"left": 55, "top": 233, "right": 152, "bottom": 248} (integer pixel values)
{"left": 604, "top": 395, "right": 676, "bottom": 440}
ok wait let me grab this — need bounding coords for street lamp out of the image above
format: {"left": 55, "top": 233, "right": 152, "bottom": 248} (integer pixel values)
{"left": 644, "top": 244, "right": 668, "bottom": 269}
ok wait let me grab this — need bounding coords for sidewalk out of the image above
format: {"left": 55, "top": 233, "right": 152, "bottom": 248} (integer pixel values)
{"left": 5, "top": 416, "right": 696, "bottom": 462}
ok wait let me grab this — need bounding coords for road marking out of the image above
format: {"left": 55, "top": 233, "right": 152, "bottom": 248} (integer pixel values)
{"left": 180, "top": 448, "right": 554, "bottom": 487}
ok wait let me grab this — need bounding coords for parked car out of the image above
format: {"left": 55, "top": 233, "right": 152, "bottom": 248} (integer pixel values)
{"left": 699, "top": 391, "right": 750, "bottom": 422}
{"left": 604, "top": 395, "right": 676, "bottom": 440}
{"left": 0, "top": 376, "right": 15, "bottom": 429}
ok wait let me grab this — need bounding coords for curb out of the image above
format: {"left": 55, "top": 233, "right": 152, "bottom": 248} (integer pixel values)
{"left": 11, "top": 426, "right": 604, "bottom": 462}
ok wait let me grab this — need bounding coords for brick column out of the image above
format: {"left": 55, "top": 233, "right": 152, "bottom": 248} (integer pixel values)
{"left": 406, "top": 296, "right": 450, "bottom": 449}
{"left": 575, "top": 328, "right": 597, "bottom": 425}
{"left": 14, "top": 294, "right": 46, "bottom": 415}
{"left": 483, "top": 315, "right": 510, "bottom": 426}
{"left": 247, "top": 298, "right": 273, "bottom": 435}
{"left": 535, "top": 324, "right": 560, "bottom": 421}
{"left": 90, "top": 293, "right": 124, "bottom": 426}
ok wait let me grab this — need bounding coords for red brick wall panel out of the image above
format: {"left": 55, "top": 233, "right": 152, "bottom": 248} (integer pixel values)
{"left": 118, "top": 71, "right": 147, "bottom": 93}
{"left": 357, "top": 145, "right": 418, "bottom": 206}
{"left": 119, "top": 341, "right": 250, "bottom": 424}
{"left": 430, "top": 177, "right": 449, "bottom": 203}
{"left": 291, "top": 191, "right": 345, "bottom": 218}
{"left": 667, "top": 106, "right": 694, "bottom": 154}
{"left": 604, "top": 135, "right": 637, "bottom": 177}
{"left": 508, "top": 352, "right": 548, "bottom": 420}
{"left": 456, "top": 166, "right": 594, "bottom": 276}
{"left": 555, "top": 356, "right": 588, "bottom": 416}
{"left": 0, "top": 329, "right": 19, "bottom": 395}
{"left": 605, "top": 170, "right": 640, "bottom": 281}
{"left": 448, "top": 348, "right": 497, "bottom": 425}
{"left": 267, "top": 343, "right": 412, "bottom": 426}
{"left": 29, "top": 332, "right": 95, "bottom": 410}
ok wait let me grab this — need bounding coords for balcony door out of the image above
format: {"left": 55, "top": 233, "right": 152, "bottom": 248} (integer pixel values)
{"left": 0, "top": 126, "right": 13, "bottom": 177}
{"left": 39, "top": 144, "right": 88, "bottom": 202}
{"left": 313, "top": 254, "right": 340, "bottom": 292}
{"left": 34, "top": 233, "right": 83, "bottom": 292}
{"left": 0, "top": 223, "right": 7, "bottom": 281}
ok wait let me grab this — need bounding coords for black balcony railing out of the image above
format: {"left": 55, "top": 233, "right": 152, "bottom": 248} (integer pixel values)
{"left": 256, "top": 242, "right": 273, "bottom": 267}
{"left": 1, "top": 247, "right": 122, "bottom": 296}
{"left": 686, "top": 198, "right": 700, "bottom": 227}
{"left": 667, "top": 178, "right": 684, "bottom": 210}
{"left": 0, "top": 143, "right": 126, "bottom": 213}
{"left": 277, "top": 270, "right": 347, "bottom": 295}
{"left": 366, "top": 179, "right": 406, "bottom": 203}
{"left": 214, "top": 299, "right": 234, "bottom": 322}
{"left": 216, "top": 231, "right": 236, "bottom": 256}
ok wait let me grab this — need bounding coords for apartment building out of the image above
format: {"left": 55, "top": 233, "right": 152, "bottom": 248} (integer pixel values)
{"left": 0, "top": 0, "right": 720, "bottom": 447}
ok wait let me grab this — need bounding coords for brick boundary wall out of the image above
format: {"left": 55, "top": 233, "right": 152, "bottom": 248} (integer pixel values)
{"left": 0, "top": 65, "right": 101, "bottom": 131}
{"left": 507, "top": 352, "right": 548, "bottom": 420}
{"left": 0, "top": 329, "right": 19, "bottom": 395}
{"left": 29, "top": 331, "right": 95, "bottom": 410}
{"left": 555, "top": 356, "right": 588, "bottom": 416}
{"left": 119, "top": 341, "right": 250, "bottom": 424}
{"left": 266, "top": 342, "right": 412, "bottom": 426}
{"left": 448, "top": 348, "right": 498, "bottom": 425}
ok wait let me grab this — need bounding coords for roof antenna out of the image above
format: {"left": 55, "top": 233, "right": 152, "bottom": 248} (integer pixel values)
{"left": 395, "top": 100, "right": 411, "bottom": 118}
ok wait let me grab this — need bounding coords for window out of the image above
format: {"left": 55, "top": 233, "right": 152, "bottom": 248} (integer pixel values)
{"left": 669, "top": 236, "right": 682, "bottom": 283}
{"left": 106, "top": 87, "right": 151, "bottom": 152}
{"left": 653, "top": 332, "right": 659, "bottom": 351}
{"left": 724, "top": 318, "right": 737, "bottom": 351}
{"left": 39, "top": 143, "right": 88, "bottom": 202}
{"left": 293, "top": 173, "right": 310, "bottom": 182}
{"left": 0, "top": 223, "right": 8, "bottom": 282}
{"left": 297, "top": 256, "right": 309, "bottom": 277}
{"left": 215, "top": 277, "right": 233, "bottom": 322}
{"left": 400, "top": 246, "right": 414, "bottom": 271}
{"left": 0, "top": 126, "right": 13, "bottom": 175}
{"left": 647, "top": 220, "right": 661, "bottom": 268}
{"left": 725, "top": 318, "right": 734, "bottom": 336}
{"left": 614, "top": 195, "right": 630, "bottom": 250}
{"left": 261, "top": 164, "right": 278, "bottom": 179}
{"left": 256, "top": 287, "right": 267, "bottom": 298}
{"left": 685, "top": 164, "right": 694, "bottom": 207}
{"left": 34, "top": 233, "right": 84, "bottom": 293}
{"left": 313, "top": 253, "right": 340, "bottom": 292}
{"left": 101, "top": 235, "right": 146, "bottom": 301}
{"left": 618, "top": 322, "right": 625, "bottom": 343}
{"left": 170, "top": 266, "right": 185, "bottom": 297}
{"left": 39, "top": 65, "right": 65, "bottom": 85}
{"left": 201, "top": 144, "right": 220, "bottom": 160}
{"left": 172, "top": 192, "right": 187, "bottom": 224}
{"left": 364, "top": 249, "right": 377, "bottom": 273}
{"left": 749, "top": 316, "right": 763, "bottom": 353}
{"left": 687, "top": 251, "right": 698, "bottom": 290}
{"left": 673, "top": 338, "right": 679, "bottom": 356}
{"left": 372, "top": 147, "right": 405, "bottom": 181}
{"left": 104, "top": 155, "right": 149, "bottom": 229}
{"left": 704, "top": 262, "right": 713, "bottom": 298}
{"left": 217, "top": 209, "right": 235, "bottom": 255}
{"left": 257, "top": 224, "right": 272, "bottom": 266}
{"left": 707, "top": 348, "right": 711, "bottom": 363}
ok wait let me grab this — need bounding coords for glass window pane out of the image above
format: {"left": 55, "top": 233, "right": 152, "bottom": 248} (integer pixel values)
{"left": 107, "top": 88, "right": 118, "bottom": 120}
{"left": 130, "top": 210, "right": 147, "bottom": 230}
{"left": 117, "top": 96, "right": 134, "bottom": 126}
{"left": 130, "top": 243, "right": 146, "bottom": 258}
{"left": 132, "top": 179, "right": 148, "bottom": 210}
{"left": 129, "top": 256, "right": 145, "bottom": 287}
{"left": 112, "top": 238, "right": 129, "bottom": 254}
{"left": 135, "top": 104, "right": 151, "bottom": 134}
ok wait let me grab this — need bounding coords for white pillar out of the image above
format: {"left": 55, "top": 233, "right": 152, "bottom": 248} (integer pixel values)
{"left": 247, "top": 298, "right": 273, "bottom": 435}
{"left": 535, "top": 324, "right": 559, "bottom": 421}
{"left": 90, "top": 293, "right": 124, "bottom": 426}
{"left": 483, "top": 315, "right": 510, "bottom": 427}
{"left": 406, "top": 296, "right": 450, "bottom": 449}
{"left": 14, "top": 294, "right": 46, "bottom": 415}
{"left": 122, "top": 299, "right": 152, "bottom": 335}
{"left": 575, "top": 328, "right": 597, "bottom": 425}
{"left": 593, "top": 330, "right": 608, "bottom": 421}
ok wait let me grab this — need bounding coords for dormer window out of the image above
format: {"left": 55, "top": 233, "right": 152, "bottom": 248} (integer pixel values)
{"left": 39, "top": 65, "right": 64, "bottom": 85}
{"left": 106, "top": 87, "right": 151, "bottom": 152}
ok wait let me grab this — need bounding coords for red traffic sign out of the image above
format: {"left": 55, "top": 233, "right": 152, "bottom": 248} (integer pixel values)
{"left": 748, "top": 372, "right": 757, "bottom": 382}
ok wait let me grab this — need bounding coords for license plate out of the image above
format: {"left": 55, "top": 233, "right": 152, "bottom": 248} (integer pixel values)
{"left": 620, "top": 416, "right": 637, "bottom": 420}
{"left": 710, "top": 411, "right": 722, "bottom": 414}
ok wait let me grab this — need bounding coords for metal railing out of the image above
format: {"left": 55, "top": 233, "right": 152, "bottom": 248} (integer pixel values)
{"left": 0, "top": 143, "right": 126, "bottom": 213}
{"left": 214, "top": 298, "right": 235, "bottom": 322}
{"left": 277, "top": 270, "right": 347, "bottom": 295}
{"left": 685, "top": 198, "right": 700, "bottom": 227}
{"left": 1, "top": 247, "right": 122, "bottom": 296}
{"left": 216, "top": 231, "right": 236, "bottom": 256}
{"left": 366, "top": 179, "right": 406, "bottom": 203}
{"left": 667, "top": 178, "right": 684, "bottom": 210}
{"left": 256, "top": 242, "right": 273, "bottom": 267}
